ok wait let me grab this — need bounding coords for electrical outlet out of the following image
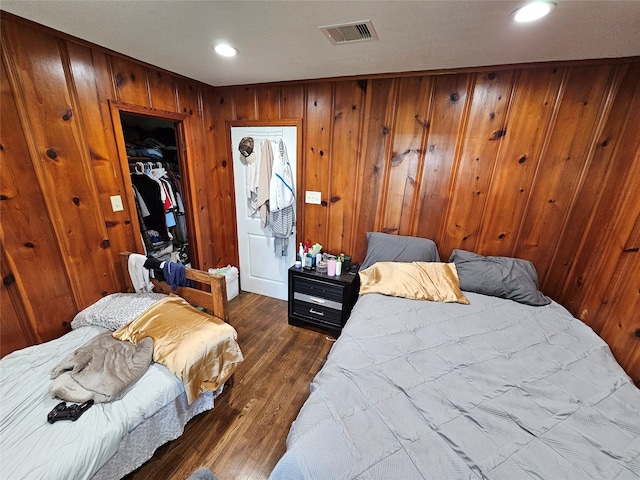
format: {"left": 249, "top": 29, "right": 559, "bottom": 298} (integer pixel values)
{"left": 110, "top": 195, "right": 124, "bottom": 212}
{"left": 305, "top": 191, "right": 322, "bottom": 205}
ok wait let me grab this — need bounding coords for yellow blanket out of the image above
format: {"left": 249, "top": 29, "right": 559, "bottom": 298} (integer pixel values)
{"left": 113, "top": 295, "right": 243, "bottom": 403}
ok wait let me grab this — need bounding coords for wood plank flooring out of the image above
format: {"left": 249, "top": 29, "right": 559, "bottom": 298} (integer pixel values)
{"left": 124, "top": 291, "right": 335, "bottom": 480}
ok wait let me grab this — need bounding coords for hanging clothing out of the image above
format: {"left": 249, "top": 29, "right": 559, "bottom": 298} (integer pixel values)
{"left": 269, "top": 139, "right": 296, "bottom": 256}
{"left": 162, "top": 261, "right": 193, "bottom": 290}
{"left": 245, "top": 139, "right": 262, "bottom": 216}
{"left": 269, "top": 139, "right": 295, "bottom": 211}
{"left": 271, "top": 206, "right": 295, "bottom": 256}
{"left": 256, "top": 139, "right": 274, "bottom": 227}
{"left": 131, "top": 173, "right": 170, "bottom": 241}
{"left": 132, "top": 185, "right": 154, "bottom": 253}
{"left": 128, "top": 253, "right": 153, "bottom": 293}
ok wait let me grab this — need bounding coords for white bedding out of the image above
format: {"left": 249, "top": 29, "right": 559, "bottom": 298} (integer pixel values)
{"left": 0, "top": 326, "right": 189, "bottom": 480}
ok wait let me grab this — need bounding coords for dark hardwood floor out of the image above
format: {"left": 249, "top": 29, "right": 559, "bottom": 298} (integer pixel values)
{"left": 124, "top": 291, "right": 335, "bottom": 480}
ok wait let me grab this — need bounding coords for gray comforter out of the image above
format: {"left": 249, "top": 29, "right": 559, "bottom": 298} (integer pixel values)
{"left": 270, "top": 292, "right": 640, "bottom": 479}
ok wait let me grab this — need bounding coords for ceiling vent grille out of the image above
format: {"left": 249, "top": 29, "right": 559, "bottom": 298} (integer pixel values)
{"left": 319, "top": 21, "right": 379, "bottom": 45}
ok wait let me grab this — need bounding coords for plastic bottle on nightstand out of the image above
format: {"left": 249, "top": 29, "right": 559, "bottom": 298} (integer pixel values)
{"left": 298, "top": 243, "right": 305, "bottom": 262}
{"left": 335, "top": 256, "right": 342, "bottom": 276}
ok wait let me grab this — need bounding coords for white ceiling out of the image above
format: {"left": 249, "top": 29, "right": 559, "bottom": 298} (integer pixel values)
{"left": 2, "top": 1, "right": 639, "bottom": 87}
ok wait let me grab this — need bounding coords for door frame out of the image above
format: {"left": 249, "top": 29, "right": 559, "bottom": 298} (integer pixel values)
{"left": 108, "top": 101, "right": 198, "bottom": 266}
{"left": 226, "top": 119, "right": 303, "bottom": 298}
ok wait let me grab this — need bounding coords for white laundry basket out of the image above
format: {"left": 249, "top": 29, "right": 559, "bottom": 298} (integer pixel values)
{"left": 208, "top": 265, "right": 239, "bottom": 300}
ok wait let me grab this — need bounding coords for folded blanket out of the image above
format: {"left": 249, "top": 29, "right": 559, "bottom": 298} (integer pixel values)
{"left": 50, "top": 332, "right": 153, "bottom": 403}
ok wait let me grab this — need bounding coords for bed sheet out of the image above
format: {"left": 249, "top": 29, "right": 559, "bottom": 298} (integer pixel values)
{"left": 270, "top": 292, "right": 640, "bottom": 479}
{"left": 0, "top": 326, "right": 186, "bottom": 480}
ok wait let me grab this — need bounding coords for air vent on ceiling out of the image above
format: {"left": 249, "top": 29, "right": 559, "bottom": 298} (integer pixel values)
{"left": 319, "top": 20, "right": 379, "bottom": 45}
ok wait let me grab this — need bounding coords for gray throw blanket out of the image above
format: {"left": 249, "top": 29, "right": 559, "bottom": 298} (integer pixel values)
{"left": 49, "top": 332, "right": 153, "bottom": 403}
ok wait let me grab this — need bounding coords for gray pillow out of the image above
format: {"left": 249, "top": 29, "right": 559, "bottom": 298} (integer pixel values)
{"left": 449, "top": 249, "right": 551, "bottom": 306}
{"left": 70, "top": 292, "right": 166, "bottom": 331}
{"left": 360, "top": 232, "right": 441, "bottom": 270}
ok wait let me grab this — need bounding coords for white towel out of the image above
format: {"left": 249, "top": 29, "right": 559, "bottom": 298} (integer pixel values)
{"left": 128, "top": 254, "right": 153, "bottom": 293}
{"left": 269, "top": 139, "right": 295, "bottom": 211}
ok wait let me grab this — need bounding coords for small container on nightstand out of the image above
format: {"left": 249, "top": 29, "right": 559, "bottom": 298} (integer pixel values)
{"left": 288, "top": 266, "right": 360, "bottom": 336}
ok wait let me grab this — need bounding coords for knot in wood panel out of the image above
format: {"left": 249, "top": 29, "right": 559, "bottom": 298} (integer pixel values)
{"left": 391, "top": 149, "right": 419, "bottom": 166}
{"left": 62, "top": 109, "right": 73, "bottom": 121}
{"left": 415, "top": 116, "right": 430, "bottom": 129}
{"left": 46, "top": 149, "right": 58, "bottom": 160}
{"left": 115, "top": 73, "right": 124, "bottom": 88}
{"left": 489, "top": 129, "right": 506, "bottom": 140}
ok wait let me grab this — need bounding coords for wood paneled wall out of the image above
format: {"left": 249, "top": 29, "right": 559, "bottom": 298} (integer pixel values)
{"left": 213, "top": 63, "right": 640, "bottom": 384}
{"left": 1, "top": 14, "right": 237, "bottom": 349}
{"left": 1, "top": 14, "right": 638, "bottom": 383}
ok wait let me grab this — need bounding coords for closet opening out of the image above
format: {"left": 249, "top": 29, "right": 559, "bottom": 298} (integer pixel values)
{"left": 110, "top": 102, "right": 194, "bottom": 268}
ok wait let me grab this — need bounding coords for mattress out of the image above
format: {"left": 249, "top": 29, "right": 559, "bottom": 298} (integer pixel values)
{"left": 0, "top": 325, "right": 212, "bottom": 480}
{"left": 270, "top": 292, "right": 640, "bottom": 479}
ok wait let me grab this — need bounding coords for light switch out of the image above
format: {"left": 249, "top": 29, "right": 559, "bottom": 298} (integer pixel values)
{"left": 305, "top": 191, "right": 322, "bottom": 205}
{"left": 110, "top": 195, "right": 124, "bottom": 212}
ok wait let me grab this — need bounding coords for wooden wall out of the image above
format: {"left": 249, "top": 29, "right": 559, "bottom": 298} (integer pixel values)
{"left": 1, "top": 14, "right": 237, "bottom": 348}
{"left": 215, "top": 64, "right": 640, "bottom": 384}
{"left": 1, "top": 14, "right": 638, "bottom": 384}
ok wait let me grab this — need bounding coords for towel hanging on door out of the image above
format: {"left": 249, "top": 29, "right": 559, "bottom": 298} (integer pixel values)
{"left": 270, "top": 139, "right": 296, "bottom": 257}
{"left": 256, "top": 139, "right": 274, "bottom": 227}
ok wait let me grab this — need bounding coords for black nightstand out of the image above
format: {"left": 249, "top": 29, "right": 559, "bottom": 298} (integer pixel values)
{"left": 288, "top": 266, "right": 360, "bottom": 336}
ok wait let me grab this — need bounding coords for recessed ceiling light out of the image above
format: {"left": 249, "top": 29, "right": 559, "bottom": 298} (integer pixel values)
{"left": 513, "top": 1, "right": 556, "bottom": 22}
{"left": 213, "top": 44, "right": 238, "bottom": 57}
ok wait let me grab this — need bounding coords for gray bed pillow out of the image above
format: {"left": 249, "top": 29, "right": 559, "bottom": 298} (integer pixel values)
{"left": 448, "top": 249, "right": 551, "bottom": 306}
{"left": 360, "top": 232, "right": 441, "bottom": 270}
{"left": 70, "top": 292, "right": 166, "bottom": 331}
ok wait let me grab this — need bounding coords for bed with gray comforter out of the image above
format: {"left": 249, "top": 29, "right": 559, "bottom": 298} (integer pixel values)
{"left": 270, "top": 292, "right": 640, "bottom": 479}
